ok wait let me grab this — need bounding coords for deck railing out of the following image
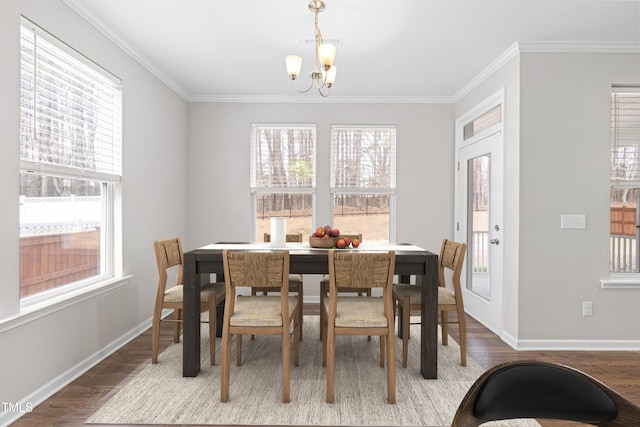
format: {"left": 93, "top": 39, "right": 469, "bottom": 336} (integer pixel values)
{"left": 610, "top": 234, "right": 637, "bottom": 273}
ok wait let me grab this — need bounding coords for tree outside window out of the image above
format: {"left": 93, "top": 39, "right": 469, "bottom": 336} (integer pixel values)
{"left": 330, "top": 126, "right": 396, "bottom": 242}
{"left": 250, "top": 124, "right": 316, "bottom": 240}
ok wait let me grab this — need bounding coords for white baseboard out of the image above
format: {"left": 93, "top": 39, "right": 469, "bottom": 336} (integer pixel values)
{"left": 501, "top": 330, "right": 640, "bottom": 351}
{"left": 513, "top": 338, "right": 640, "bottom": 351}
{"left": 0, "top": 317, "right": 153, "bottom": 427}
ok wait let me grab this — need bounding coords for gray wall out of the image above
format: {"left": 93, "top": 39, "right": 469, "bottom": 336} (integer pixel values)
{"left": 517, "top": 52, "right": 640, "bottom": 343}
{"left": 186, "top": 102, "right": 456, "bottom": 300}
{"left": 0, "top": 0, "right": 188, "bottom": 414}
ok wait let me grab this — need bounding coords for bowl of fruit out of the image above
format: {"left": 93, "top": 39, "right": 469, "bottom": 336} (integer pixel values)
{"left": 309, "top": 226, "right": 361, "bottom": 249}
{"left": 309, "top": 225, "right": 339, "bottom": 248}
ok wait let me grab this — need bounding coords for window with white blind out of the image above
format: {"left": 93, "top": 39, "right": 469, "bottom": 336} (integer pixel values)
{"left": 330, "top": 125, "right": 396, "bottom": 242}
{"left": 250, "top": 124, "right": 316, "bottom": 240}
{"left": 19, "top": 17, "right": 122, "bottom": 301}
{"left": 610, "top": 87, "right": 640, "bottom": 273}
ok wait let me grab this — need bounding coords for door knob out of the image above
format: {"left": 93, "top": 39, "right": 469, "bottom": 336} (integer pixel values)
{"left": 490, "top": 238, "right": 500, "bottom": 245}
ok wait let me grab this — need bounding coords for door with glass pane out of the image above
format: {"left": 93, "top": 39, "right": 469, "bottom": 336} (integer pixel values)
{"left": 455, "top": 97, "right": 504, "bottom": 334}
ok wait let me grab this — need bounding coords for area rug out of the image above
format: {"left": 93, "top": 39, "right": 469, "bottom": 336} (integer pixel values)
{"left": 86, "top": 316, "right": 539, "bottom": 426}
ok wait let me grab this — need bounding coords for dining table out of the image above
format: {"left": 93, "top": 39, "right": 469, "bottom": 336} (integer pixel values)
{"left": 182, "top": 241, "right": 439, "bottom": 379}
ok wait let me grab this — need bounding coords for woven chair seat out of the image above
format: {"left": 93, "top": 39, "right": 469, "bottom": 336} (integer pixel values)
{"left": 288, "top": 274, "right": 303, "bottom": 283}
{"left": 163, "top": 282, "right": 226, "bottom": 303}
{"left": 324, "top": 296, "right": 387, "bottom": 328}
{"left": 231, "top": 295, "right": 298, "bottom": 327}
{"left": 393, "top": 283, "right": 457, "bottom": 305}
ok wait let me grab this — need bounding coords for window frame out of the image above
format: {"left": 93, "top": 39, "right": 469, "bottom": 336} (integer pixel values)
{"left": 329, "top": 125, "right": 397, "bottom": 242}
{"left": 604, "top": 85, "right": 640, "bottom": 288}
{"left": 18, "top": 17, "right": 122, "bottom": 305}
{"left": 249, "top": 123, "right": 317, "bottom": 241}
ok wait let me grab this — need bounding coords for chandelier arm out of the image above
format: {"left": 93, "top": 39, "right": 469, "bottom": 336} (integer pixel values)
{"left": 317, "top": 85, "right": 330, "bottom": 97}
{"left": 291, "top": 77, "right": 315, "bottom": 94}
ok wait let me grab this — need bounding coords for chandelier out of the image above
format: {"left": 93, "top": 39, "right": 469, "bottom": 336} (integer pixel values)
{"left": 285, "top": 0, "right": 337, "bottom": 97}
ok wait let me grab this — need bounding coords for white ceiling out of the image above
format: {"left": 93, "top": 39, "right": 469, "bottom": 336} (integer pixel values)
{"left": 63, "top": 0, "right": 640, "bottom": 102}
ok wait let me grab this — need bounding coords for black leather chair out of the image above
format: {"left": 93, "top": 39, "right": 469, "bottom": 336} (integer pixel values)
{"left": 451, "top": 361, "right": 640, "bottom": 427}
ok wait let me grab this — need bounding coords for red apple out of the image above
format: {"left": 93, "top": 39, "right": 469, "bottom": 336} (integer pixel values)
{"left": 332, "top": 228, "right": 340, "bottom": 237}
{"left": 316, "top": 227, "right": 325, "bottom": 237}
{"left": 343, "top": 237, "right": 351, "bottom": 246}
{"left": 324, "top": 225, "right": 332, "bottom": 236}
{"left": 352, "top": 238, "right": 360, "bottom": 248}
{"left": 336, "top": 238, "right": 346, "bottom": 249}
{"left": 323, "top": 233, "right": 330, "bottom": 238}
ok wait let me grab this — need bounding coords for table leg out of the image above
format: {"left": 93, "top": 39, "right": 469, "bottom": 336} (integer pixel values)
{"left": 397, "top": 275, "right": 411, "bottom": 339}
{"left": 420, "top": 255, "right": 438, "bottom": 379}
{"left": 183, "top": 252, "right": 201, "bottom": 377}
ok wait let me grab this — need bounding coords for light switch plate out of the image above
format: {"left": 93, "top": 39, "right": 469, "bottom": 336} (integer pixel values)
{"left": 561, "top": 214, "right": 586, "bottom": 229}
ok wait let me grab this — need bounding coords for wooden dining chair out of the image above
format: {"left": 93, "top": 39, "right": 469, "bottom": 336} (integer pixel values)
{"left": 393, "top": 238, "right": 467, "bottom": 367}
{"left": 220, "top": 250, "right": 300, "bottom": 403}
{"left": 318, "top": 234, "right": 365, "bottom": 340}
{"left": 451, "top": 361, "right": 640, "bottom": 427}
{"left": 322, "top": 250, "right": 397, "bottom": 404}
{"left": 254, "top": 232, "right": 305, "bottom": 339}
{"left": 151, "top": 237, "right": 226, "bottom": 365}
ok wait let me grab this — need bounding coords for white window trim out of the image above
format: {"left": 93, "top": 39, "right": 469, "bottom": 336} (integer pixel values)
{"left": 249, "top": 124, "right": 317, "bottom": 241}
{"left": 18, "top": 17, "right": 123, "bottom": 301}
{"left": 0, "top": 276, "right": 131, "bottom": 333}
{"left": 608, "top": 85, "right": 640, "bottom": 280}
{"left": 329, "top": 125, "right": 397, "bottom": 242}
{"left": 600, "top": 275, "right": 640, "bottom": 289}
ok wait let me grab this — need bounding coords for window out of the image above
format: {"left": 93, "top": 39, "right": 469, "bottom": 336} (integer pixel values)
{"left": 463, "top": 104, "right": 502, "bottom": 140}
{"left": 330, "top": 125, "right": 396, "bottom": 242}
{"left": 610, "top": 87, "right": 640, "bottom": 273}
{"left": 19, "top": 18, "right": 122, "bottom": 300}
{"left": 250, "top": 124, "right": 316, "bottom": 240}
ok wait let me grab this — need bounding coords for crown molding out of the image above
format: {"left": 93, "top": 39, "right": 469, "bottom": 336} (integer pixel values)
{"left": 453, "top": 41, "right": 640, "bottom": 102}
{"left": 519, "top": 40, "right": 640, "bottom": 53}
{"left": 453, "top": 42, "right": 521, "bottom": 103}
{"left": 62, "top": 0, "right": 191, "bottom": 101}
{"left": 187, "top": 94, "right": 455, "bottom": 104}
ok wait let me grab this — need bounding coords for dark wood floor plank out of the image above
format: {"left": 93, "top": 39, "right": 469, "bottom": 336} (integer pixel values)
{"left": 11, "top": 304, "right": 640, "bottom": 427}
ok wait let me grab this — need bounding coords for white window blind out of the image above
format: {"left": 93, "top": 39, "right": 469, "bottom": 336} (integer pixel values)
{"left": 330, "top": 126, "right": 396, "bottom": 192}
{"left": 611, "top": 89, "right": 640, "bottom": 187}
{"left": 250, "top": 124, "right": 316, "bottom": 191}
{"left": 20, "top": 18, "right": 122, "bottom": 182}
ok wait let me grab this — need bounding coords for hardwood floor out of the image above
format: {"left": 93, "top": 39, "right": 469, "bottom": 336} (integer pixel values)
{"left": 11, "top": 305, "right": 640, "bottom": 427}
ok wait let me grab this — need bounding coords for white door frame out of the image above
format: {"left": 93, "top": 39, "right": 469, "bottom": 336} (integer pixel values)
{"left": 454, "top": 89, "right": 505, "bottom": 335}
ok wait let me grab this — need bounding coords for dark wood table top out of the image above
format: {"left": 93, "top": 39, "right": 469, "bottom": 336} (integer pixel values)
{"left": 182, "top": 241, "right": 439, "bottom": 379}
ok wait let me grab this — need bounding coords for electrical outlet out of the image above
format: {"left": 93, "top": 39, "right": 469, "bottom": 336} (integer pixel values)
{"left": 583, "top": 301, "right": 593, "bottom": 316}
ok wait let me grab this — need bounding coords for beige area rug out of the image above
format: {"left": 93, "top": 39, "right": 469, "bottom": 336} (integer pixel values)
{"left": 87, "top": 316, "right": 539, "bottom": 426}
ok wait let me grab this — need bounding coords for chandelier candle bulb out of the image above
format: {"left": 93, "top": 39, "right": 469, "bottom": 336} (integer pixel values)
{"left": 318, "top": 43, "right": 336, "bottom": 69}
{"left": 324, "top": 65, "right": 337, "bottom": 87}
{"left": 285, "top": 55, "right": 302, "bottom": 80}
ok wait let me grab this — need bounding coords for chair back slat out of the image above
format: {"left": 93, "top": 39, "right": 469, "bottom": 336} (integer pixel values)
{"left": 264, "top": 232, "right": 304, "bottom": 243}
{"left": 157, "top": 238, "right": 183, "bottom": 269}
{"left": 225, "top": 251, "right": 287, "bottom": 289}
{"left": 333, "top": 252, "right": 393, "bottom": 289}
{"left": 438, "top": 239, "right": 467, "bottom": 293}
{"left": 154, "top": 237, "right": 184, "bottom": 287}
{"left": 441, "top": 239, "right": 461, "bottom": 270}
